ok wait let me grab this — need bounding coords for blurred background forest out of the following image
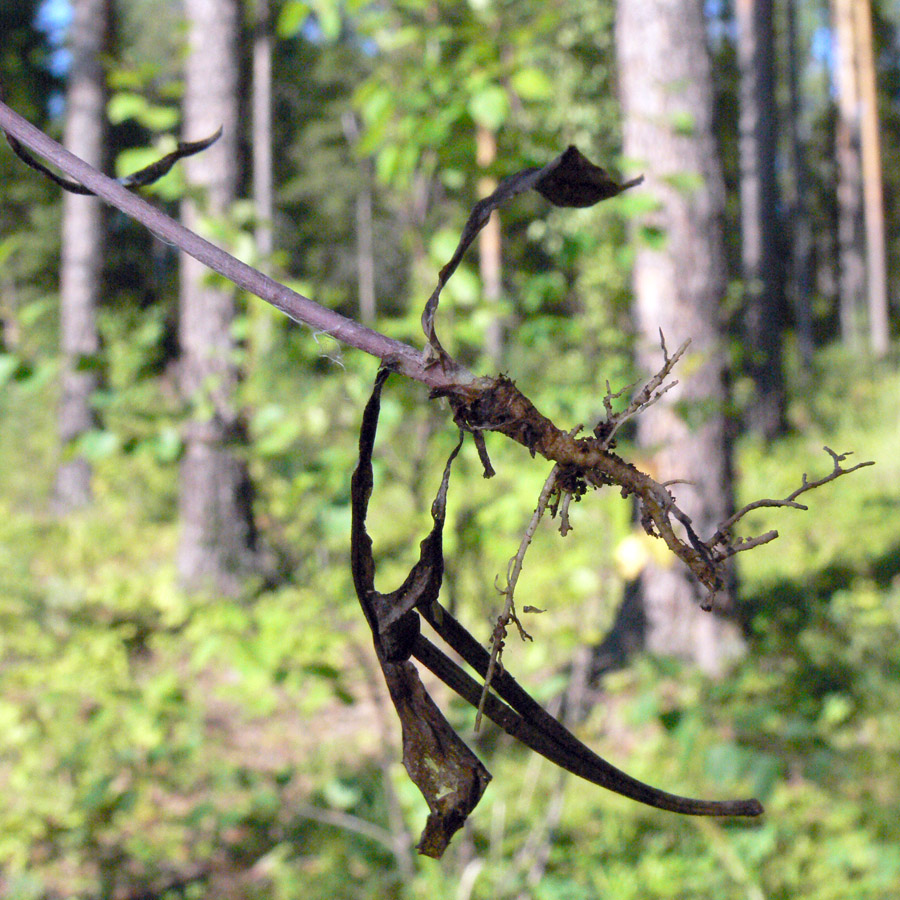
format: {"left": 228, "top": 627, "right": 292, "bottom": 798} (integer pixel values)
{"left": 1, "top": 0, "right": 899, "bottom": 897}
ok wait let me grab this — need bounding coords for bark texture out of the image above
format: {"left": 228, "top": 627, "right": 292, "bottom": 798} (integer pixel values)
{"left": 55, "top": 0, "right": 109, "bottom": 510}
{"left": 737, "top": 0, "right": 785, "bottom": 437}
{"left": 616, "top": 0, "right": 744, "bottom": 674}
{"left": 853, "top": 0, "right": 890, "bottom": 356}
{"left": 832, "top": 0, "right": 867, "bottom": 348}
{"left": 178, "top": 0, "right": 257, "bottom": 594}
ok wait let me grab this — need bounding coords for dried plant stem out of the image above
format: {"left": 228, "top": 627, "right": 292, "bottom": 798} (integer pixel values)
{"left": 475, "top": 464, "right": 561, "bottom": 731}
{"left": 711, "top": 446, "right": 876, "bottom": 555}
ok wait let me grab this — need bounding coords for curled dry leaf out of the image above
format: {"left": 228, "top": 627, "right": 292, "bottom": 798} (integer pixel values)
{"left": 422, "top": 146, "right": 642, "bottom": 364}
{"left": 350, "top": 367, "right": 490, "bottom": 857}
{"left": 4, "top": 127, "right": 223, "bottom": 195}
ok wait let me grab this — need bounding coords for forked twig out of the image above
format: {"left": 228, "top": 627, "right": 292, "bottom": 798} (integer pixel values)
{"left": 594, "top": 331, "right": 689, "bottom": 448}
{"left": 710, "top": 446, "right": 876, "bottom": 556}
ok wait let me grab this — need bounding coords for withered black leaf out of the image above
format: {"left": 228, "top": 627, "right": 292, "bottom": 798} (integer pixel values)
{"left": 381, "top": 657, "right": 491, "bottom": 858}
{"left": 4, "top": 127, "right": 222, "bottom": 195}
{"left": 351, "top": 366, "right": 489, "bottom": 856}
{"left": 535, "top": 145, "right": 644, "bottom": 207}
{"left": 350, "top": 367, "right": 762, "bottom": 858}
{"left": 422, "top": 146, "right": 642, "bottom": 362}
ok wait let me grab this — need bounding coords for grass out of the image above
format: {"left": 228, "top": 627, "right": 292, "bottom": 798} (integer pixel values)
{"left": 1, "top": 343, "right": 899, "bottom": 898}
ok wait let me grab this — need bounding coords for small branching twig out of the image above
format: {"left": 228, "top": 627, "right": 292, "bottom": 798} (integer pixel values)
{"left": 710, "top": 446, "right": 876, "bottom": 559}
{"left": 475, "top": 426, "right": 587, "bottom": 730}
{"left": 593, "top": 331, "right": 688, "bottom": 449}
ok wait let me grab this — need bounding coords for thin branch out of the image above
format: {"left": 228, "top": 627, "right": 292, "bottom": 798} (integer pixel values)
{"left": 719, "top": 530, "right": 780, "bottom": 560}
{"left": 0, "top": 100, "right": 473, "bottom": 393}
{"left": 594, "top": 332, "right": 689, "bottom": 448}
{"left": 711, "top": 446, "right": 876, "bottom": 549}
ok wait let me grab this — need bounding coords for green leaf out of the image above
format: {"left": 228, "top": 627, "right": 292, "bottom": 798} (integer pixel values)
{"left": 74, "top": 353, "right": 104, "bottom": 373}
{"left": 19, "top": 298, "right": 53, "bottom": 327}
{"left": 107, "top": 92, "right": 147, "bottom": 125}
{"left": 135, "top": 104, "right": 179, "bottom": 132}
{"left": 77, "top": 429, "right": 121, "bottom": 461}
{"left": 313, "top": 1, "right": 342, "bottom": 41}
{"left": 662, "top": 170, "right": 704, "bottom": 196}
{"left": 0, "top": 354, "right": 19, "bottom": 387}
{"left": 468, "top": 84, "right": 509, "bottom": 130}
{"left": 0, "top": 234, "right": 21, "bottom": 267}
{"left": 322, "top": 777, "right": 361, "bottom": 811}
{"left": 375, "top": 144, "right": 400, "bottom": 183}
{"left": 429, "top": 228, "right": 463, "bottom": 263}
{"left": 639, "top": 224, "right": 668, "bottom": 249}
{"left": 670, "top": 109, "right": 696, "bottom": 136}
{"left": 276, "top": 0, "right": 311, "bottom": 37}
{"left": 446, "top": 265, "right": 480, "bottom": 306}
{"left": 149, "top": 426, "right": 182, "bottom": 464}
{"left": 510, "top": 67, "right": 553, "bottom": 101}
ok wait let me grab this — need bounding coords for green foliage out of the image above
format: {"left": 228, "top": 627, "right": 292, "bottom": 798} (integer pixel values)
{"left": 2, "top": 316, "right": 898, "bottom": 897}
{"left": 3, "top": 1, "right": 900, "bottom": 897}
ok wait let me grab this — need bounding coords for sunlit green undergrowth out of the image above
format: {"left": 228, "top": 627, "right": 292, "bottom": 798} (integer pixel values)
{"left": 1, "top": 341, "right": 898, "bottom": 899}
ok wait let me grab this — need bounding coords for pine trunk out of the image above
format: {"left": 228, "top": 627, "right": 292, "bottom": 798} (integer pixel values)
{"left": 250, "top": 0, "right": 277, "bottom": 357}
{"left": 342, "top": 112, "right": 377, "bottom": 326}
{"left": 786, "top": 0, "right": 816, "bottom": 368}
{"left": 178, "top": 0, "right": 257, "bottom": 594}
{"left": 476, "top": 125, "right": 503, "bottom": 368}
{"left": 832, "top": 0, "right": 867, "bottom": 348}
{"left": 737, "top": 0, "right": 785, "bottom": 437}
{"left": 54, "top": 0, "right": 108, "bottom": 511}
{"left": 615, "top": 0, "right": 744, "bottom": 674}
{"left": 853, "top": 0, "right": 890, "bottom": 356}
{"left": 252, "top": 0, "right": 274, "bottom": 266}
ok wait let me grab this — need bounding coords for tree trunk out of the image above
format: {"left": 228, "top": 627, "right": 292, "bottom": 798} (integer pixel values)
{"left": 832, "top": 0, "right": 867, "bottom": 348}
{"left": 249, "top": 0, "right": 277, "bottom": 359}
{"left": 615, "top": 0, "right": 745, "bottom": 675}
{"left": 476, "top": 124, "right": 503, "bottom": 368}
{"left": 252, "top": 0, "right": 273, "bottom": 267}
{"left": 786, "top": 0, "right": 816, "bottom": 368}
{"left": 342, "top": 112, "right": 377, "bottom": 326}
{"left": 736, "top": 0, "right": 785, "bottom": 438}
{"left": 178, "top": 0, "right": 257, "bottom": 595}
{"left": 853, "top": 0, "right": 889, "bottom": 356}
{"left": 54, "top": 0, "right": 109, "bottom": 511}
